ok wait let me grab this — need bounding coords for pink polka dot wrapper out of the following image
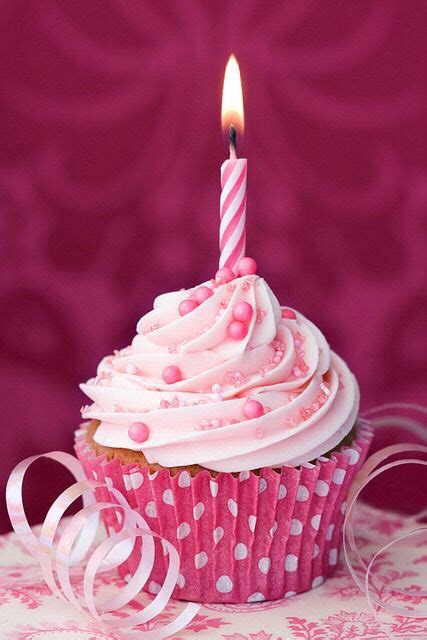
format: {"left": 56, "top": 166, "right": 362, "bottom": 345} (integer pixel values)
{"left": 74, "top": 422, "right": 372, "bottom": 604}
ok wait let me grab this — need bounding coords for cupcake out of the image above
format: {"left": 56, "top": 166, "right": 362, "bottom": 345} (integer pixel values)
{"left": 75, "top": 264, "right": 372, "bottom": 603}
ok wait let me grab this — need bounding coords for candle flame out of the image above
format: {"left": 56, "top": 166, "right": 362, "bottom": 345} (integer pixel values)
{"left": 221, "top": 54, "right": 244, "bottom": 133}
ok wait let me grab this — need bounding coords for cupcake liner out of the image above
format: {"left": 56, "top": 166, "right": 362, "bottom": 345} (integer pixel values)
{"left": 74, "top": 422, "right": 373, "bottom": 604}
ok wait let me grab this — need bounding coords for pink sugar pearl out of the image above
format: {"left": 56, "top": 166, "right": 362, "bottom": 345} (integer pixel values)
{"left": 215, "top": 267, "right": 235, "bottom": 283}
{"left": 128, "top": 422, "right": 149, "bottom": 443}
{"left": 282, "top": 308, "right": 296, "bottom": 319}
{"left": 162, "top": 365, "right": 182, "bottom": 384}
{"left": 179, "top": 299, "right": 198, "bottom": 316}
{"left": 237, "top": 256, "right": 257, "bottom": 276}
{"left": 227, "top": 320, "right": 248, "bottom": 340}
{"left": 243, "top": 399, "right": 264, "bottom": 420}
{"left": 233, "top": 301, "right": 253, "bottom": 322}
{"left": 194, "top": 286, "right": 213, "bottom": 304}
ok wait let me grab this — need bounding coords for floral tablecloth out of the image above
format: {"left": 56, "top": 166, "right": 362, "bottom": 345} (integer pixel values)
{"left": 0, "top": 504, "right": 425, "bottom": 640}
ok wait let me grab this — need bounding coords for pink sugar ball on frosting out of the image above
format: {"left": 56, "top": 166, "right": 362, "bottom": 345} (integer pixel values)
{"left": 128, "top": 422, "right": 150, "bottom": 443}
{"left": 215, "top": 267, "right": 235, "bottom": 283}
{"left": 162, "top": 365, "right": 182, "bottom": 384}
{"left": 227, "top": 320, "right": 248, "bottom": 341}
{"left": 233, "top": 301, "right": 253, "bottom": 322}
{"left": 282, "top": 308, "right": 297, "bottom": 319}
{"left": 237, "top": 256, "right": 257, "bottom": 276}
{"left": 179, "top": 299, "right": 198, "bottom": 316}
{"left": 243, "top": 399, "right": 264, "bottom": 420}
{"left": 194, "top": 286, "right": 213, "bottom": 304}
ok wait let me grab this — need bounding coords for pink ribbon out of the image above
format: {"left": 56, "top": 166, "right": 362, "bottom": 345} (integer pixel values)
{"left": 6, "top": 451, "right": 199, "bottom": 639}
{"left": 344, "top": 403, "right": 427, "bottom": 621}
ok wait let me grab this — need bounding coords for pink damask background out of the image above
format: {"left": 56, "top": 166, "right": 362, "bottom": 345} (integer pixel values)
{"left": 1, "top": 1, "right": 426, "bottom": 532}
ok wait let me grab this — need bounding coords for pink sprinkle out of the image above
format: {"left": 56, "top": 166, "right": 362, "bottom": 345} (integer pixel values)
{"left": 294, "top": 340, "right": 301, "bottom": 348}
{"left": 237, "top": 256, "right": 257, "bottom": 276}
{"left": 179, "top": 299, "right": 198, "bottom": 316}
{"left": 215, "top": 267, "right": 235, "bottom": 284}
{"left": 128, "top": 422, "right": 149, "bottom": 443}
{"left": 293, "top": 366, "right": 303, "bottom": 378}
{"left": 243, "top": 399, "right": 264, "bottom": 419}
{"left": 227, "top": 320, "right": 248, "bottom": 341}
{"left": 233, "top": 301, "right": 253, "bottom": 322}
{"left": 273, "top": 356, "right": 281, "bottom": 364}
{"left": 194, "top": 286, "right": 213, "bottom": 304}
{"left": 162, "top": 365, "right": 182, "bottom": 384}
{"left": 282, "top": 308, "right": 297, "bottom": 319}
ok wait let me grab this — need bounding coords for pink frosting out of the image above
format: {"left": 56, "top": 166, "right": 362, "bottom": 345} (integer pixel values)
{"left": 81, "top": 274, "right": 359, "bottom": 471}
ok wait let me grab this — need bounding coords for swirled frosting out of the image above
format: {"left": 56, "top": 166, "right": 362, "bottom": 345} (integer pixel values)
{"left": 81, "top": 274, "right": 359, "bottom": 471}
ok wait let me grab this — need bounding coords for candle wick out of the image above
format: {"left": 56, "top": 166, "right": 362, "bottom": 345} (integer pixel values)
{"left": 229, "top": 124, "right": 237, "bottom": 160}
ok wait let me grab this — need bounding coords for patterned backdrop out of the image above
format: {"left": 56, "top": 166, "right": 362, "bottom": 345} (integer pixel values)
{"left": 1, "top": 1, "right": 426, "bottom": 532}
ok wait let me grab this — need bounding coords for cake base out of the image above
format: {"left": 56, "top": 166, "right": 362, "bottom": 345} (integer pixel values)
{"left": 75, "top": 421, "right": 372, "bottom": 604}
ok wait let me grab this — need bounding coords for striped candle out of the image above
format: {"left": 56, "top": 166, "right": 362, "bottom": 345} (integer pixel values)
{"left": 219, "top": 155, "right": 247, "bottom": 271}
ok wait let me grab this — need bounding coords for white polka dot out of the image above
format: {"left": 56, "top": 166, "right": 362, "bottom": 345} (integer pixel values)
{"left": 177, "top": 522, "right": 191, "bottom": 540}
{"left": 285, "top": 554, "right": 299, "bottom": 572}
{"left": 329, "top": 548, "right": 338, "bottom": 565}
{"left": 176, "top": 573, "right": 185, "bottom": 588}
{"left": 193, "top": 502, "right": 205, "bottom": 520}
{"left": 258, "top": 478, "right": 268, "bottom": 493}
{"left": 315, "top": 480, "right": 329, "bottom": 497}
{"left": 269, "top": 521, "right": 278, "bottom": 537}
{"left": 312, "top": 543, "right": 320, "bottom": 559}
{"left": 248, "top": 515, "right": 257, "bottom": 532}
{"left": 210, "top": 480, "right": 218, "bottom": 497}
{"left": 216, "top": 575, "right": 233, "bottom": 593}
{"left": 311, "top": 515, "right": 321, "bottom": 530}
{"left": 247, "top": 592, "right": 265, "bottom": 602}
{"left": 312, "top": 575, "right": 324, "bottom": 588}
{"left": 318, "top": 456, "right": 329, "bottom": 462}
{"left": 344, "top": 449, "right": 360, "bottom": 465}
{"left": 130, "top": 472, "right": 143, "bottom": 490}
{"left": 213, "top": 526, "right": 224, "bottom": 543}
{"left": 163, "top": 489, "right": 174, "bottom": 506}
{"left": 149, "top": 471, "right": 158, "bottom": 481}
{"left": 145, "top": 501, "right": 157, "bottom": 518}
{"left": 123, "top": 474, "right": 133, "bottom": 491}
{"left": 148, "top": 580, "right": 161, "bottom": 594}
{"left": 278, "top": 484, "right": 287, "bottom": 500}
{"left": 228, "top": 498, "right": 238, "bottom": 517}
{"left": 194, "top": 551, "right": 208, "bottom": 569}
{"left": 161, "top": 539, "right": 169, "bottom": 556}
{"left": 332, "top": 468, "right": 346, "bottom": 485}
{"left": 178, "top": 471, "right": 191, "bottom": 487}
{"left": 290, "top": 518, "right": 303, "bottom": 535}
{"left": 297, "top": 485, "right": 309, "bottom": 501}
{"left": 284, "top": 591, "right": 297, "bottom": 598}
{"left": 239, "top": 470, "right": 250, "bottom": 481}
{"left": 326, "top": 524, "right": 335, "bottom": 541}
{"left": 234, "top": 543, "right": 248, "bottom": 560}
{"left": 258, "top": 557, "right": 271, "bottom": 574}
{"left": 104, "top": 476, "right": 113, "bottom": 489}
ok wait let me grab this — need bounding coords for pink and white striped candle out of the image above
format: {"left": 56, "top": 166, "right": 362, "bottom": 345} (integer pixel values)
{"left": 219, "top": 152, "right": 247, "bottom": 271}
{"left": 220, "top": 55, "right": 247, "bottom": 273}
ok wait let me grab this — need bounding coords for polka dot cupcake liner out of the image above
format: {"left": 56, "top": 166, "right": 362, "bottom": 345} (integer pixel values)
{"left": 74, "top": 422, "right": 373, "bottom": 604}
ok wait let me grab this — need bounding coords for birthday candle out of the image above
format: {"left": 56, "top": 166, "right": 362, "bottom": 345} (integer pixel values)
{"left": 219, "top": 55, "right": 247, "bottom": 272}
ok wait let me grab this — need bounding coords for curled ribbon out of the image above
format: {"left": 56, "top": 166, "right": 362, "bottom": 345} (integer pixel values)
{"left": 6, "top": 451, "right": 199, "bottom": 639}
{"left": 344, "top": 403, "right": 427, "bottom": 622}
